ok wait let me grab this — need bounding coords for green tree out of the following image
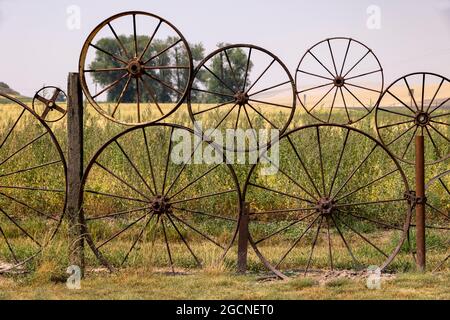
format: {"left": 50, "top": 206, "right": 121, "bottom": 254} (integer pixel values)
{"left": 89, "top": 36, "right": 205, "bottom": 103}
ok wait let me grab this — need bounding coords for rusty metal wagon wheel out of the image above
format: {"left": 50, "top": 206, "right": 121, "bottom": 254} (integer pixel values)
{"left": 0, "top": 94, "right": 67, "bottom": 273}
{"left": 375, "top": 72, "right": 450, "bottom": 165}
{"left": 80, "top": 123, "right": 241, "bottom": 272}
{"left": 79, "top": 11, "right": 193, "bottom": 125}
{"left": 243, "top": 124, "right": 411, "bottom": 279}
{"left": 32, "top": 86, "right": 68, "bottom": 123}
{"left": 188, "top": 44, "right": 296, "bottom": 152}
{"left": 418, "top": 170, "right": 449, "bottom": 272}
{"left": 296, "top": 37, "right": 384, "bottom": 124}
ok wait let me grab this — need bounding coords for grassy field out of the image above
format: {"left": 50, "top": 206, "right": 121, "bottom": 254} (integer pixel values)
{"left": 0, "top": 100, "right": 448, "bottom": 299}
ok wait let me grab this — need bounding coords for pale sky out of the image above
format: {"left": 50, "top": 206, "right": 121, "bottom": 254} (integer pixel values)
{"left": 0, "top": 0, "right": 449, "bottom": 96}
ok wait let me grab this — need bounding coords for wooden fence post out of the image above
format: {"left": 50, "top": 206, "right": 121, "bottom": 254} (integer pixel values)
{"left": 415, "top": 135, "right": 426, "bottom": 272}
{"left": 67, "top": 72, "right": 85, "bottom": 274}
{"left": 237, "top": 202, "right": 250, "bottom": 273}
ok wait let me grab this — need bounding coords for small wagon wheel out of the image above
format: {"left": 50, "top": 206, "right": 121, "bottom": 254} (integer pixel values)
{"left": 188, "top": 44, "right": 296, "bottom": 152}
{"left": 80, "top": 123, "right": 241, "bottom": 272}
{"left": 0, "top": 94, "right": 67, "bottom": 273}
{"left": 296, "top": 37, "right": 384, "bottom": 124}
{"left": 375, "top": 72, "right": 450, "bottom": 165}
{"left": 419, "top": 170, "right": 449, "bottom": 272}
{"left": 32, "top": 86, "right": 67, "bottom": 122}
{"left": 79, "top": 11, "right": 193, "bottom": 126}
{"left": 243, "top": 124, "right": 411, "bottom": 278}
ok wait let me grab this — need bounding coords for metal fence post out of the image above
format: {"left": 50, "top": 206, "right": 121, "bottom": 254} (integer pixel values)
{"left": 67, "top": 72, "right": 85, "bottom": 274}
{"left": 237, "top": 202, "right": 250, "bottom": 273}
{"left": 415, "top": 135, "right": 426, "bottom": 271}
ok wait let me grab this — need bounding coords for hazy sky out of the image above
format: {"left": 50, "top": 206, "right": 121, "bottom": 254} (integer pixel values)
{"left": 0, "top": 0, "right": 449, "bottom": 96}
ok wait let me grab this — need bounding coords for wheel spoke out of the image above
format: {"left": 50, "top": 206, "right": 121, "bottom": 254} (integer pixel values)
{"left": 426, "top": 78, "right": 445, "bottom": 112}
{"left": 335, "top": 215, "right": 388, "bottom": 257}
{"left": 247, "top": 102, "right": 278, "bottom": 129}
{"left": 92, "top": 73, "right": 128, "bottom": 99}
{"left": 297, "top": 69, "right": 333, "bottom": 81}
{"left": 121, "top": 213, "right": 154, "bottom": 266}
{"left": 339, "top": 209, "right": 403, "bottom": 230}
{"left": 326, "top": 87, "right": 339, "bottom": 122}
{"left": 111, "top": 75, "right": 132, "bottom": 117}
{"left": 386, "top": 90, "right": 417, "bottom": 114}
{"left": 297, "top": 82, "right": 334, "bottom": 94}
{"left": 343, "top": 85, "right": 370, "bottom": 112}
{"left": 94, "top": 161, "right": 151, "bottom": 201}
{"left": 223, "top": 49, "right": 240, "bottom": 89}
{"left": 172, "top": 206, "right": 236, "bottom": 222}
{"left": 429, "top": 124, "right": 450, "bottom": 143}
{"left": 425, "top": 126, "right": 442, "bottom": 158}
{"left": 426, "top": 203, "right": 449, "bottom": 221}
{"left": 330, "top": 214, "right": 360, "bottom": 268}
{"left": 191, "top": 87, "right": 235, "bottom": 99}
{"left": 327, "top": 39, "right": 338, "bottom": 75}
{"left": 275, "top": 215, "right": 321, "bottom": 268}
{"left": 339, "top": 38, "right": 352, "bottom": 77}
{"left": 335, "top": 168, "right": 399, "bottom": 203}
{"left": 248, "top": 182, "right": 315, "bottom": 204}
{"left": 339, "top": 87, "right": 351, "bottom": 124}
{"left": 345, "top": 69, "right": 382, "bottom": 81}
{"left": 403, "top": 77, "right": 419, "bottom": 110}
{"left": 144, "top": 71, "right": 183, "bottom": 95}
{"left": 287, "top": 136, "right": 321, "bottom": 197}
{"left": 139, "top": 20, "right": 162, "bottom": 60}
{"left": 0, "top": 160, "right": 61, "bottom": 178}
{"left": 139, "top": 77, "right": 164, "bottom": 116}
{"left": 378, "top": 119, "right": 415, "bottom": 129}
{"left": 144, "top": 39, "right": 182, "bottom": 64}
{"left": 206, "top": 104, "right": 237, "bottom": 138}
{"left": 193, "top": 99, "right": 235, "bottom": 116}
{"left": 162, "top": 127, "right": 174, "bottom": 195}
{"left": 242, "top": 47, "right": 252, "bottom": 92}
{"left": 308, "top": 85, "right": 335, "bottom": 114}
{"left": 165, "top": 213, "right": 201, "bottom": 266}
{"left": 378, "top": 107, "right": 415, "bottom": 119}
{"left": 89, "top": 43, "right": 128, "bottom": 65}
{"left": 0, "top": 225, "right": 19, "bottom": 263}
{"left": 107, "top": 22, "right": 131, "bottom": 59}
{"left": 308, "top": 51, "right": 335, "bottom": 78}
{"left": 332, "top": 144, "right": 378, "bottom": 199}
{"left": 0, "top": 185, "right": 64, "bottom": 193}
{"left": 202, "top": 65, "right": 236, "bottom": 94}
{"left": 86, "top": 206, "right": 151, "bottom": 221}
{"left": 169, "top": 189, "right": 235, "bottom": 205}
{"left": 316, "top": 127, "right": 326, "bottom": 195}
{"left": 249, "top": 80, "right": 291, "bottom": 98}
{"left": 248, "top": 98, "right": 292, "bottom": 109}
{"left": 345, "top": 82, "right": 380, "bottom": 94}
{"left": 84, "top": 189, "right": 147, "bottom": 203}
{"left": 170, "top": 213, "right": 224, "bottom": 249}
{"left": 85, "top": 67, "right": 128, "bottom": 73}
{"left": 0, "top": 207, "right": 41, "bottom": 247}
{"left": 325, "top": 217, "right": 333, "bottom": 270}
{"left": 386, "top": 124, "right": 416, "bottom": 147}
{"left": 0, "top": 192, "right": 58, "bottom": 221}
{"left": 343, "top": 49, "right": 370, "bottom": 78}
{"left": 335, "top": 198, "right": 405, "bottom": 208}
{"left": 161, "top": 218, "right": 175, "bottom": 273}
{"left": 132, "top": 13, "right": 138, "bottom": 56}
{"left": 304, "top": 216, "right": 323, "bottom": 275}
{"left": 0, "top": 132, "right": 48, "bottom": 167}
{"left": 251, "top": 207, "right": 317, "bottom": 216}
{"left": 135, "top": 78, "right": 141, "bottom": 122}
{"left": 246, "top": 59, "right": 277, "bottom": 93}
{"left": 328, "top": 129, "right": 350, "bottom": 197}
{"left": 96, "top": 214, "right": 147, "bottom": 250}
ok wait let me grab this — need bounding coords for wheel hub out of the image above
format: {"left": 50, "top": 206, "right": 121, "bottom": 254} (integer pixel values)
{"left": 316, "top": 197, "right": 336, "bottom": 216}
{"left": 48, "top": 101, "right": 55, "bottom": 109}
{"left": 151, "top": 195, "right": 172, "bottom": 216}
{"left": 127, "top": 59, "right": 144, "bottom": 78}
{"left": 415, "top": 111, "right": 430, "bottom": 126}
{"left": 234, "top": 91, "right": 249, "bottom": 106}
{"left": 334, "top": 76, "right": 345, "bottom": 87}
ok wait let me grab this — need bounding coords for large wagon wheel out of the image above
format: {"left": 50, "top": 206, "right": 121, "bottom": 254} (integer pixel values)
{"left": 296, "top": 37, "right": 383, "bottom": 124}
{"left": 420, "top": 170, "right": 449, "bottom": 271}
{"left": 80, "top": 123, "right": 241, "bottom": 272}
{"left": 0, "top": 94, "right": 67, "bottom": 273}
{"left": 375, "top": 72, "right": 450, "bottom": 165}
{"left": 32, "top": 86, "right": 68, "bottom": 123}
{"left": 243, "top": 124, "right": 411, "bottom": 278}
{"left": 79, "top": 11, "right": 193, "bottom": 125}
{"left": 188, "top": 44, "right": 296, "bottom": 152}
